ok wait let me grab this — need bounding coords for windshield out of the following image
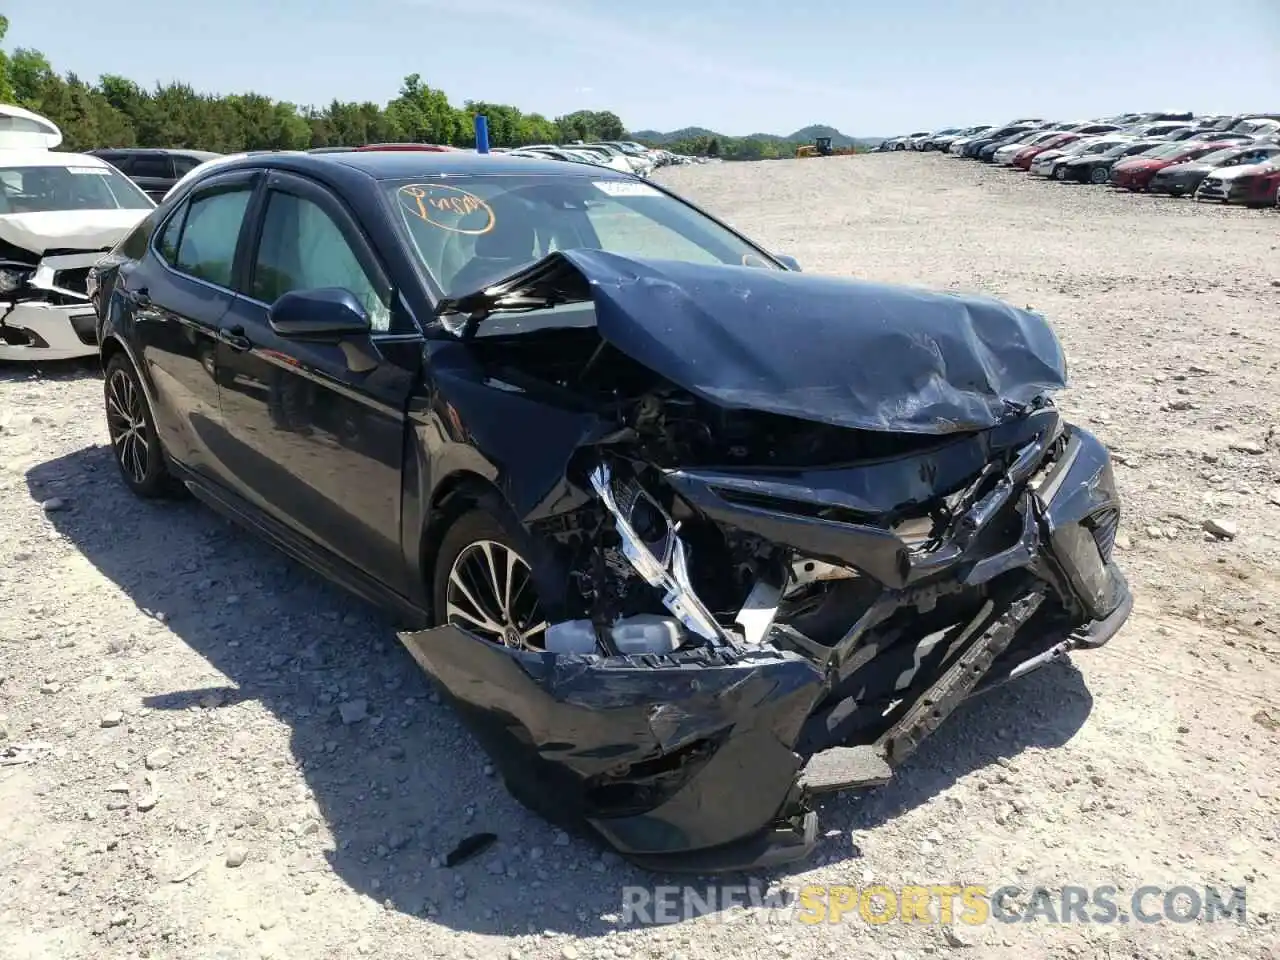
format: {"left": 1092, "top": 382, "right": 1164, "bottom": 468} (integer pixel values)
{"left": 1082, "top": 139, "right": 1126, "bottom": 156}
{"left": 384, "top": 175, "right": 779, "bottom": 298}
{"left": 0, "top": 163, "right": 153, "bottom": 214}
{"left": 1199, "top": 146, "right": 1254, "bottom": 166}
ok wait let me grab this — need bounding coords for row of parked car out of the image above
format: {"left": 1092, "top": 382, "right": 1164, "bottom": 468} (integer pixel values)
{"left": 879, "top": 113, "right": 1280, "bottom": 208}
{"left": 82, "top": 140, "right": 700, "bottom": 203}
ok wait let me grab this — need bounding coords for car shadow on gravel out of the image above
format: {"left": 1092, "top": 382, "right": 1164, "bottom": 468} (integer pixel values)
{"left": 28, "top": 443, "right": 1094, "bottom": 938}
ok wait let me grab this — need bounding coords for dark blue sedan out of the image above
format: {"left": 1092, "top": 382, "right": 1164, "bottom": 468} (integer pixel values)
{"left": 89, "top": 149, "right": 1131, "bottom": 873}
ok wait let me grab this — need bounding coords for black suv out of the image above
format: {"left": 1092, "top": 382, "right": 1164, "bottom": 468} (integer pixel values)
{"left": 88, "top": 148, "right": 221, "bottom": 201}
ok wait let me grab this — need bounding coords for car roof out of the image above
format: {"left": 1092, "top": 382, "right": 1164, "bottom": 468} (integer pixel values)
{"left": 0, "top": 149, "right": 113, "bottom": 168}
{"left": 211, "top": 149, "right": 638, "bottom": 182}
{"left": 92, "top": 147, "right": 221, "bottom": 159}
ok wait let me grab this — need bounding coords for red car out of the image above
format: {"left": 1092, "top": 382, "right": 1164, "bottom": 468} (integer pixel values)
{"left": 1233, "top": 161, "right": 1280, "bottom": 207}
{"left": 1012, "top": 133, "right": 1083, "bottom": 170}
{"left": 1109, "top": 142, "right": 1225, "bottom": 191}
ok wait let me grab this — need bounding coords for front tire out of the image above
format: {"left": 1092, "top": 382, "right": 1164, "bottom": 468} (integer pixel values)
{"left": 1090, "top": 167, "right": 1109, "bottom": 185}
{"left": 104, "top": 353, "right": 181, "bottom": 498}
{"left": 432, "top": 509, "right": 551, "bottom": 650}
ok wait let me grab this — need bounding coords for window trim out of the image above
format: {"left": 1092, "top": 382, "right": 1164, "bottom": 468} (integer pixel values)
{"left": 149, "top": 169, "right": 262, "bottom": 295}
{"left": 238, "top": 170, "right": 409, "bottom": 336}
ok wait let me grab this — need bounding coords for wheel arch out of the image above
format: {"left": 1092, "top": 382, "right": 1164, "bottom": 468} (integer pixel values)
{"left": 99, "top": 333, "right": 159, "bottom": 411}
{"left": 418, "top": 469, "right": 573, "bottom": 625}
{"left": 419, "top": 471, "right": 509, "bottom": 620}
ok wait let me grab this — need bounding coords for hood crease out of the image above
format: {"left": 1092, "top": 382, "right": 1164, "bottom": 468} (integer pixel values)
{"left": 440, "top": 249, "right": 1068, "bottom": 435}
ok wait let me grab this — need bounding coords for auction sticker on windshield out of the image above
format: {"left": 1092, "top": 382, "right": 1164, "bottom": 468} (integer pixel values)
{"left": 396, "top": 183, "right": 495, "bottom": 235}
{"left": 592, "top": 181, "right": 661, "bottom": 197}
{"left": 67, "top": 167, "right": 111, "bottom": 175}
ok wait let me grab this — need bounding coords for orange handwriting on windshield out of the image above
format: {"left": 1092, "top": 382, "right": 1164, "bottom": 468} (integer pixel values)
{"left": 397, "top": 184, "right": 495, "bottom": 235}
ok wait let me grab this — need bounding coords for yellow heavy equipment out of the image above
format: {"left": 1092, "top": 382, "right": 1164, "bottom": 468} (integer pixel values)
{"left": 795, "top": 136, "right": 858, "bottom": 159}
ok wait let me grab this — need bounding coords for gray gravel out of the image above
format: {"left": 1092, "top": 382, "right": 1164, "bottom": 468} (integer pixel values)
{"left": 1, "top": 152, "right": 1278, "bottom": 960}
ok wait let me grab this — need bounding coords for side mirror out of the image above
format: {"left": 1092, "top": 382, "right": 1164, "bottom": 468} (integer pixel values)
{"left": 268, "top": 287, "right": 372, "bottom": 340}
{"left": 775, "top": 254, "right": 802, "bottom": 272}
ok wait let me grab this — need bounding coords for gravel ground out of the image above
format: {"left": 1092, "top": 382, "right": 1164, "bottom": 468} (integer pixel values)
{"left": 2, "top": 152, "right": 1278, "bottom": 960}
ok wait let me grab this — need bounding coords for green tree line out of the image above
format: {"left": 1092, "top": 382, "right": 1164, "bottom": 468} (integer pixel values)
{"left": 0, "top": 15, "right": 625, "bottom": 153}
{"left": 643, "top": 133, "right": 806, "bottom": 161}
{"left": 0, "top": 15, "right": 813, "bottom": 161}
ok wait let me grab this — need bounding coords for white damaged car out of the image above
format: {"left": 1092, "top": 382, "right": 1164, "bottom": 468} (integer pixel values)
{"left": 0, "top": 149, "right": 154, "bottom": 361}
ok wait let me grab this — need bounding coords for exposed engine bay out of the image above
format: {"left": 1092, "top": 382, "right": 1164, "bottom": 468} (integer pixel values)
{"left": 399, "top": 249, "right": 1133, "bottom": 873}
{"left": 0, "top": 164, "right": 152, "bottom": 361}
{"left": 0, "top": 237, "right": 104, "bottom": 358}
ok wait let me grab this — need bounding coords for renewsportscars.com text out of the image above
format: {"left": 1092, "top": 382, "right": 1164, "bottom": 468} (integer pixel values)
{"left": 620, "top": 883, "right": 1248, "bottom": 926}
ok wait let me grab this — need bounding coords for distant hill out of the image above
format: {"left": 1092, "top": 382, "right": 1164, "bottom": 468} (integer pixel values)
{"left": 630, "top": 124, "right": 883, "bottom": 148}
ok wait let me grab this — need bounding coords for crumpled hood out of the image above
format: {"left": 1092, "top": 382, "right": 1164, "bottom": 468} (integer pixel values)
{"left": 0, "top": 209, "right": 150, "bottom": 255}
{"left": 442, "top": 249, "right": 1067, "bottom": 434}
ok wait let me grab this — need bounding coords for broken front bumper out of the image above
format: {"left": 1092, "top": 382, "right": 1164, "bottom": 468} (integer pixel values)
{"left": 398, "top": 627, "right": 830, "bottom": 872}
{"left": 0, "top": 300, "right": 99, "bottom": 362}
{"left": 399, "top": 423, "right": 1132, "bottom": 872}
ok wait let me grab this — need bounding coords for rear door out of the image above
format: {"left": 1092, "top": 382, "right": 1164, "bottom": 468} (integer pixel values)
{"left": 120, "top": 169, "right": 260, "bottom": 481}
{"left": 213, "top": 170, "right": 420, "bottom": 594}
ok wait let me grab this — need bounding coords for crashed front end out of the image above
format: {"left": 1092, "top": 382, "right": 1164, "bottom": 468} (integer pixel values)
{"left": 401, "top": 250, "right": 1132, "bottom": 872}
{"left": 0, "top": 240, "right": 105, "bottom": 361}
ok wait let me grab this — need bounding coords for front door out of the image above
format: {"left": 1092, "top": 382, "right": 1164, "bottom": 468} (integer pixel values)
{"left": 214, "top": 170, "right": 419, "bottom": 594}
{"left": 124, "top": 170, "right": 259, "bottom": 480}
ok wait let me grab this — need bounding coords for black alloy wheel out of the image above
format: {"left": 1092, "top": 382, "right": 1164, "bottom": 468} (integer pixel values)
{"left": 104, "top": 353, "right": 179, "bottom": 498}
{"left": 434, "top": 509, "right": 550, "bottom": 651}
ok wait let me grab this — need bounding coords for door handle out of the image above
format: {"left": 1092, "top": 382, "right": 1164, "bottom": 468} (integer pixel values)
{"left": 220, "top": 324, "right": 252, "bottom": 352}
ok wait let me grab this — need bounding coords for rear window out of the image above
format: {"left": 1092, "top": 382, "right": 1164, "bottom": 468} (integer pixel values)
{"left": 0, "top": 164, "right": 154, "bottom": 214}
{"left": 129, "top": 156, "right": 174, "bottom": 179}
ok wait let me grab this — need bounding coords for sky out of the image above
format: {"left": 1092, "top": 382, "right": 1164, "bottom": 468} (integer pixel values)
{"left": 5, "top": 0, "right": 1280, "bottom": 136}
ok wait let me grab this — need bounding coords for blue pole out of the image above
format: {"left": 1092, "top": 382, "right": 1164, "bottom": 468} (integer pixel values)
{"left": 475, "top": 115, "right": 490, "bottom": 154}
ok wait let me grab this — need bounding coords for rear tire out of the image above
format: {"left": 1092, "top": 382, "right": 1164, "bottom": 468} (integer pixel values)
{"left": 1090, "top": 168, "right": 1109, "bottom": 185}
{"left": 104, "top": 352, "right": 182, "bottom": 499}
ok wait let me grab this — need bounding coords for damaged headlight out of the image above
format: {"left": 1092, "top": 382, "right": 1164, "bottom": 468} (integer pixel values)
{"left": 589, "top": 463, "right": 729, "bottom": 645}
{"left": 0, "top": 266, "right": 33, "bottom": 296}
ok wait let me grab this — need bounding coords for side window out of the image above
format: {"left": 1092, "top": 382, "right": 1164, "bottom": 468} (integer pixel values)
{"left": 117, "top": 215, "right": 157, "bottom": 261}
{"left": 131, "top": 156, "right": 174, "bottom": 179}
{"left": 250, "top": 190, "right": 392, "bottom": 332}
{"left": 173, "top": 156, "right": 202, "bottom": 175}
{"left": 155, "top": 204, "right": 188, "bottom": 264}
{"left": 173, "top": 188, "right": 252, "bottom": 287}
